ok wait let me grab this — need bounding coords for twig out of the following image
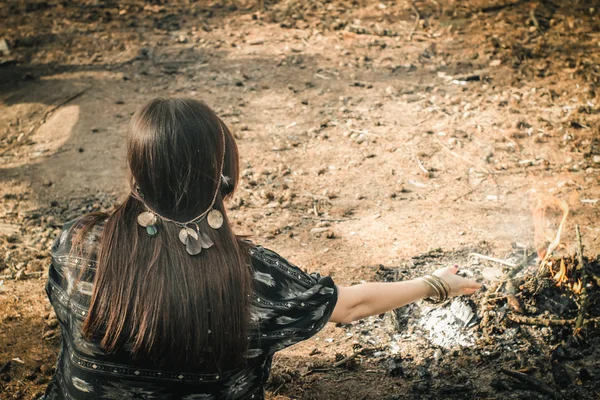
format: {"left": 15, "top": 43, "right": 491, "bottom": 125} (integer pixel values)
{"left": 301, "top": 216, "right": 355, "bottom": 222}
{"left": 589, "top": 270, "right": 600, "bottom": 288}
{"left": 505, "top": 254, "right": 530, "bottom": 280}
{"left": 500, "top": 369, "right": 558, "bottom": 398}
{"left": 481, "top": 254, "right": 530, "bottom": 332}
{"left": 452, "top": 188, "right": 475, "bottom": 202}
{"left": 487, "top": 293, "right": 508, "bottom": 301}
{"left": 529, "top": 9, "right": 540, "bottom": 31}
{"left": 479, "top": 282, "right": 499, "bottom": 336}
{"left": 508, "top": 314, "right": 600, "bottom": 327}
{"left": 537, "top": 198, "right": 569, "bottom": 274}
{"left": 574, "top": 225, "right": 589, "bottom": 336}
{"left": 470, "top": 253, "right": 517, "bottom": 268}
{"left": 272, "top": 382, "right": 285, "bottom": 395}
{"left": 408, "top": 2, "right": 420, "bottom": 41}
{"left": 508, "top": 314, "right": 573, "bottom": 326}
{"left": 301, "top": 367, "right": 330, "bottom": 376}
{"left": 333, "top": 347, "right": 376, "bottom": 368}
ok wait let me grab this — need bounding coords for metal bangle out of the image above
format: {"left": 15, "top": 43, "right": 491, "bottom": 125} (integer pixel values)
{"left": 421, "top": 275, "right": 450, "bottom": 303}
{"left": 420, "top": 276, "right": 445, "bottom": 303}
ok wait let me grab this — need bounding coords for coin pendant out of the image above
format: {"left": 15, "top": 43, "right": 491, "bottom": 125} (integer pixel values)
{"left": 179, "top": 227, "right": 198, "bottom": 244}
{"left": 207, "top": 209, "right": 224, "bottom": 229}
{"left": 137, "top": 211, "right": 157, "bottom": 228}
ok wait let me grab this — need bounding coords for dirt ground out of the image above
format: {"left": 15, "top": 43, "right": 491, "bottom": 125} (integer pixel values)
{"left": 1, "top": 0, "right": 600, "bottom": 399}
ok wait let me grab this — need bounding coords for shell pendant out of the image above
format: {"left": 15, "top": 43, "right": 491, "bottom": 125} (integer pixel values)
{"left": 179, "top": 226, "right": 213, "bottom": 255}
{"left": 137, "top": 211, "right": 158, "bottom": 237}
{"left": 137, "top": 211, "right": 157, "bottom": 227}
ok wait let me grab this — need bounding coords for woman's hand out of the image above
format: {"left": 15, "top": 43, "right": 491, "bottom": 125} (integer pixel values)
{"left": 432, "top": 266, "right": 482, "bottom": 297}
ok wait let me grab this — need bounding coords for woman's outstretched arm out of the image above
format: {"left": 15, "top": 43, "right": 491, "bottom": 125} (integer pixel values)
{"left": 329, "top": 266, "right": 481, "bottom": 323}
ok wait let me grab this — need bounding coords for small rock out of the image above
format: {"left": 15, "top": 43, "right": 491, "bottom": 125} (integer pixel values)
{"left": 593, "top": 155, "right": 600, "bottom": 164}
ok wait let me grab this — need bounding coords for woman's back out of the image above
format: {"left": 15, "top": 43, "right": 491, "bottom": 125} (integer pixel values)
{"left": 42, "top": 97, "right": 481, "bottom": 399}
{"left": 44, "top": 220, "right": 337, "bottom": 400}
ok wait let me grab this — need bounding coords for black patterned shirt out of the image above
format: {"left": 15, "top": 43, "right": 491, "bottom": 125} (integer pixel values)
{"left": 44, "top": 222, "right": 338, "bottom": 400}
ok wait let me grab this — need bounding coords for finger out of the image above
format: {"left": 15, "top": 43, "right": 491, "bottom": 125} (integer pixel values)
{"left": 446, "top": 265, "right": 459, "bottom": 274}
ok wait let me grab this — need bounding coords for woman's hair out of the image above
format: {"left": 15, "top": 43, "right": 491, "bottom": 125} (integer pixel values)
{"left": 70, "top": 98, "right": 252, "bottom": 371}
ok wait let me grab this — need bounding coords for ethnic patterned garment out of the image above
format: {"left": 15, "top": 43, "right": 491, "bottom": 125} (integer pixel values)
{"left": 44, "top": 222, "right": 338, "bottom": 400}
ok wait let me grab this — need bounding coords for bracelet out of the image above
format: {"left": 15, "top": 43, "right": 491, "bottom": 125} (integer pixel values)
{"left": 429, "top": 275, "right": 450, "bottom": 302}
{"left": 419, "top": 274, "right": 450, "bottom": 303}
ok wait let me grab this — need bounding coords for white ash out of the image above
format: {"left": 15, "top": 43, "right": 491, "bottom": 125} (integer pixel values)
{"left": 417, "top": 298, "right": 476, "bottom": 349}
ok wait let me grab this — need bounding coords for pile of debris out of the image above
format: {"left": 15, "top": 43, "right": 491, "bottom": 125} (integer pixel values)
{"left": 336, "top": 198, "right": 600, "bottom": 399}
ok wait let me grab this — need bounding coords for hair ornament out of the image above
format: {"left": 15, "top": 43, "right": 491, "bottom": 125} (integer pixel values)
{"left": 134, "top": 126, "right": 227, "bottom": 255}
{"left": 137, "top": 211, "right": 158, "bottom": 237}
{"left": 178, "top": 224, "right": 213, "bottom": 255}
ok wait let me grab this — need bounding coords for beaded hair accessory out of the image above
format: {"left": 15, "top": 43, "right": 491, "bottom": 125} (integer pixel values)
{"left": 134, "top": 127, "right": 227, "bottom": 256}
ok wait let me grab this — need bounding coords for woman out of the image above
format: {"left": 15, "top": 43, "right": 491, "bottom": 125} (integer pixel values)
{"left": 44, "top": 98, "right": 481, "bottom": 400}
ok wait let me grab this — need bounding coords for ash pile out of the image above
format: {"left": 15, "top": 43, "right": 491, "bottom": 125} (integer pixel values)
{"left": 378, "top": 230, "right": 600, "bottom": 399}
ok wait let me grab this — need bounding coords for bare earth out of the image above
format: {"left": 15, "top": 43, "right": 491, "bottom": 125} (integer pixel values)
{"left": 1, "top": 0, "right": 600, "bottom": 399}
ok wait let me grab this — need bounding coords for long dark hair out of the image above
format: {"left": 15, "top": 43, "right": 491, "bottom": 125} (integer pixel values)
{"left": 70, "top": 98, "right": 252, "bottom": 371}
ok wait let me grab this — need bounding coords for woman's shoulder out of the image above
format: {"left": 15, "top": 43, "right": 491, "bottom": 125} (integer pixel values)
{"left": 51, "top": 215, "right": 105, "bottom": 262}
{"left": 249, "top": 245, "right": 326, "bottom": 289}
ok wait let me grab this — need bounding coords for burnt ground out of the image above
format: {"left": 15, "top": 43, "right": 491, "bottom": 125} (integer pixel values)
{"left": 1, "top": 0, "right": 600, "bottom": 399}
